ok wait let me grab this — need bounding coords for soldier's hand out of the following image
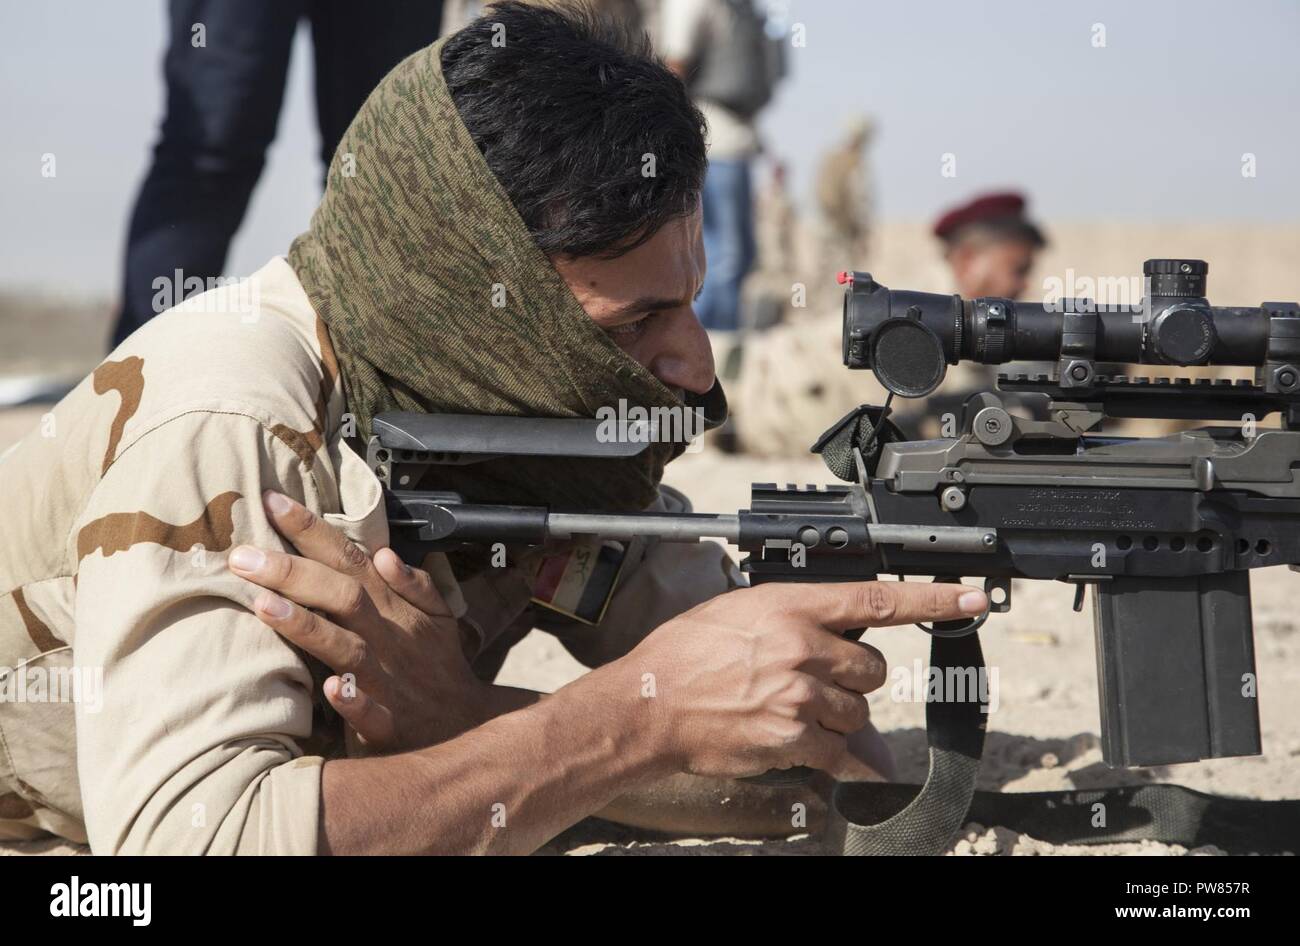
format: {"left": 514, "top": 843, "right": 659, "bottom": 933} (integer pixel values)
{"left": 625, "top": 580, "right": 987, "bottom": 779}
{"left": 229, "top": 490, "right": 487, "bottom": 754}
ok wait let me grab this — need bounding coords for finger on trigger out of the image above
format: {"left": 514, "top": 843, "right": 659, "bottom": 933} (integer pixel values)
{"left": 799, "top": 580, "right": 988, "bottom": 632}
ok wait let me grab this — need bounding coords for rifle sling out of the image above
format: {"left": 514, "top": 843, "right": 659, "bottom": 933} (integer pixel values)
{"left": 824, "top": 633, "right": 1300, "bottom": 855}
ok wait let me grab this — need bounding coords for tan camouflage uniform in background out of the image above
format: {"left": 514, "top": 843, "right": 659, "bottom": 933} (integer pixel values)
{"left": 815, "top": 116, "right": 874, "bottom": 270}
{"left": 0, "top": 259, "right": 739, "bottom": 853}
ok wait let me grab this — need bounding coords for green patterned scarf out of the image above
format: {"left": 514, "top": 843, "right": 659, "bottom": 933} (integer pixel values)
{"left": 288, "top": 36, "right": 719, "bottom": 512}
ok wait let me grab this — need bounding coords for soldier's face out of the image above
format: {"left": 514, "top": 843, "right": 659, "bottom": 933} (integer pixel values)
{"left": 951, "top": 238, "right": 1039, "bottom": 300}
{"left": 551, "top": 207, "right": 716, "bottom": 397}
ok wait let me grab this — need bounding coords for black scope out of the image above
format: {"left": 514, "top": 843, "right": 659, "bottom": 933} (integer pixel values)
{"left": 840, "top": 259, "right": 1300, "bottom": 398}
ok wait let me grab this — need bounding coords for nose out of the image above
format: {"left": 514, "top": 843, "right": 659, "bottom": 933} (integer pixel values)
{"left": 647, "top": 307, "right": 716, "bottom": 395}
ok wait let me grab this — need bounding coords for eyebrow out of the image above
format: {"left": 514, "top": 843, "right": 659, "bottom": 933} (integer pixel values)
{"left": 605, "top": 288, "right": 702, "bottom": 320}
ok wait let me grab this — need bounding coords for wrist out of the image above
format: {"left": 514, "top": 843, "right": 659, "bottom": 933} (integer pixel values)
{"left": 563, "top": 656, "right": 683, "bottom": 783}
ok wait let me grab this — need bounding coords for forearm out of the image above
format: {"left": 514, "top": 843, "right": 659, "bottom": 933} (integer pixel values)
{"left": 597, "top": 773, "right": 830, "bottom": 838}
{"left": 319, "top": 661, "right": 674, "bottom": 854}
{"left": 595, "top": 722, "right": 896, "bottom": 838}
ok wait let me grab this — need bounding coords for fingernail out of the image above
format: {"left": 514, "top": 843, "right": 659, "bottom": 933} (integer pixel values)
{"left": 229, "top": 546, "right": 266, "bottom": 572}
{"left": 256, "top": 591, "right": 292, "bottom": 619}
{"left": 264, "top": 490, "right": 292, "bottom": 515}
{"left": 958, "top": 590, "right": 988, "bottom": 615}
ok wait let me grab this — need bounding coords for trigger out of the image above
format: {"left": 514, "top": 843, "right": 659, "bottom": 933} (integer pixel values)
{"left": 1072, "top": 583, "right": 1086, "bottom": 612}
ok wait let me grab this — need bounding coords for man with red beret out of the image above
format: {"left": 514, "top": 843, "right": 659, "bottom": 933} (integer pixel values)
{"left": 934, "top": 191, "right": 1047, "bottom": 301}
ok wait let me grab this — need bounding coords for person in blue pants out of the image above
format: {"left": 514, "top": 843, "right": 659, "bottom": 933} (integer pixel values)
{"left": 113, "top": 0, "right": 444, "bottom": 347}
{"left": 695, "top": 158, "right": 756, "bottom": 333}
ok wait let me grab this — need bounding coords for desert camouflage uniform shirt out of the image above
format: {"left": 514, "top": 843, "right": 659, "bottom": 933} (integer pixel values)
{"left": 0, "top": 258, "right": 740, "bottom": 853}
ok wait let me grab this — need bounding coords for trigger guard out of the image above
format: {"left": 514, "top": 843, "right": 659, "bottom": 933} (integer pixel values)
{"left": 914, "top": 575, "right": 995, "bottom": 638}
{"left": 915, "top": 610, "right": 988, "bottom": 638}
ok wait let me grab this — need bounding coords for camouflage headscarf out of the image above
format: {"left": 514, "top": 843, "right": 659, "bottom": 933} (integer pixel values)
{"left": 288, "top": 36, "right": 720, "bottom": 512}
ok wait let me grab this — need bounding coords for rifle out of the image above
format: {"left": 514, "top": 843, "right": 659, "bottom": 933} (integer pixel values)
{"left": 368, "top": 259, "right": 1300, "bottom": 853}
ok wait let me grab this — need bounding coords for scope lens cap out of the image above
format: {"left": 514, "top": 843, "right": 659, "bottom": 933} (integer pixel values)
{"left": 870, "top": 318, "right": 946, "bottom": 397}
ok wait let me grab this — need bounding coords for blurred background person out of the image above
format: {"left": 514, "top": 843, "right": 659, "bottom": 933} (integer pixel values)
{"left": 111, "top": 0, "right": 445, "bottom": 348}
{"left": 443, "top": 0, "right": 644, "bottom": 33}
{"left": 741, "top": 158, "right": 798, "bottom": 334}
{"left": 658, "top": 0, "right": 784, "bottom": 337}
{"left": 815, "top": 115, "right": 875, "bottom": 270}
{"left": 933, "top": 190, "right": 1047, "bottom": 300}
{"left": 927, "top": 191, "right": 1050, "bottom": 428}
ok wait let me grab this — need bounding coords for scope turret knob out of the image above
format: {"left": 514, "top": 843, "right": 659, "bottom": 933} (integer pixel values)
{"left": 1151, "top": 305, "right": 1216, "bottom": 365}
{"left": 1144, "top": 259, "right": 1208, "bottom": 299}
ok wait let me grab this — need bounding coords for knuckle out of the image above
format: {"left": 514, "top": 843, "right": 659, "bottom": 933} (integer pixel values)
{"left": 262, "top": 550, "right": 293, "bottom": 584}
{"left": 343, "top": 638, "right": 369, "bottom": 673}
{"left": 338, "top": 578, "right": 368, "bottom": 618}
{"left": 279, "top": 555, "right": 311, "bottom": 591}
{"left": 336, "top": 540, "right": 370, "bottom": 573}
{"left": 777, "top": 628, "right": 816, "bottom": 666}
{"left": 771, "top": 719, "right": 809, "bottom": 747}
{"left": 784, "top": 676, "right": 817, "bottom": 708}
{"left": 291, "top": 609, "right": 317, "bottom": 639}
{"left": 859, "top": 582, "right": 897, "bottom": 625}
{"left": 286, "top": 502, "right": 318, "bottom": 533}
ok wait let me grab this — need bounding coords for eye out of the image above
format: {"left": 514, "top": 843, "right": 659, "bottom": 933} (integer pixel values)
{"left": 606, "top": 318, "right": 648, "bottom": 338}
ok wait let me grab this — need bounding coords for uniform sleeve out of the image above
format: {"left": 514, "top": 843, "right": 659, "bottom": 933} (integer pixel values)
{"left": 72, "top": 410, "right": 327, "bottom": 855}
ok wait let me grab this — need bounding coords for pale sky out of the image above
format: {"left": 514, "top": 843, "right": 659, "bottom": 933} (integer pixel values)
{"left": 1, "top": 0, "right": 1297, "bottom": 297}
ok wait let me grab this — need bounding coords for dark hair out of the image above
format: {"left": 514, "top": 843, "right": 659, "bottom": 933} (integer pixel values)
{"left": 441, "top": 1, "right": 707, "bottom": 259}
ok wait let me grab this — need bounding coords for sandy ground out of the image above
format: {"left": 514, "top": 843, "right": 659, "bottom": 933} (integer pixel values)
{"left": 3, "top": 221, "right": 1298, "bottom": 855}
